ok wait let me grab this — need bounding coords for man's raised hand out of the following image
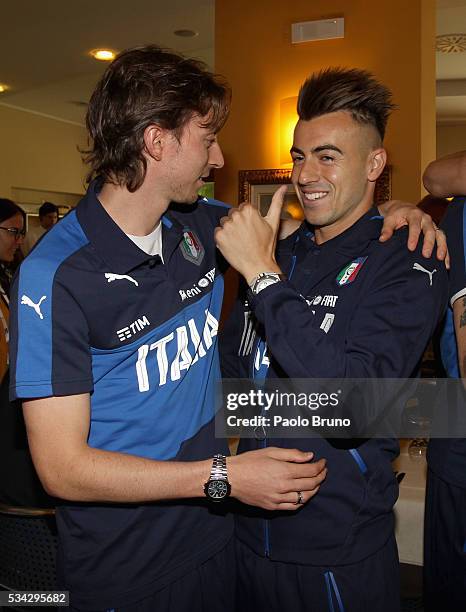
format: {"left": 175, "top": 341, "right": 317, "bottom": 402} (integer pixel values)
{"left": 214, "top": 185, "right": 288, "bottom": 282}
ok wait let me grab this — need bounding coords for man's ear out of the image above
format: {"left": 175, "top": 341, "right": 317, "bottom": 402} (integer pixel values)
{"left": 367, "top": 148, "right": 387, "bottom": 182}
{"left": 143, "top": 124, "right": 165, "bottom": 162}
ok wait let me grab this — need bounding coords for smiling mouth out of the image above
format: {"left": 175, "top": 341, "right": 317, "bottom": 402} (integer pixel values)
{"left": 301, "top": 191, "right": 329, "bottom": 202}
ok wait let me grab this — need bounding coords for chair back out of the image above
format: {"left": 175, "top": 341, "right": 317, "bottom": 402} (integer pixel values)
{"left": 0, "top": 505, "right": 57, "bottom": 591}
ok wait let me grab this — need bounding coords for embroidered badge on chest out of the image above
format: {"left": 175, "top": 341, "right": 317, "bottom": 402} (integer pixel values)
{"left": 180, "top": 229, "right": 205, "bottom": 265}
{"left": 336, "top": 256, "right": 368, "bottom": 286}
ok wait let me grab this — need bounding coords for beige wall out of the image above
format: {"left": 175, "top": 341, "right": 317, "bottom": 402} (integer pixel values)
{"left": 436, "top": 123, "right": 466, "bottom": 159}
{"left": 215, "top": 0, "right": 436, "bottom": 206}
{"left": 420, "top": 0, "right": 437, "bottom": 192}
{"left": 0, "top": 105, "right": 87, "bottom": 199}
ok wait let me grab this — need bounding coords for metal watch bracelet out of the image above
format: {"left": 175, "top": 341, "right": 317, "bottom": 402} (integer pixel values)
{"left": 249, "top": 271, "right": 286, "bottom": 295}
{"left": 209, "top": 454, "right": 228, "bottom": 480}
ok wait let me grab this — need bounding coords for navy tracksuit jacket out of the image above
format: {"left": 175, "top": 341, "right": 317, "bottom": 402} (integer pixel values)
{"left": 221, "top": 208, "right": 448, "bottom": 566}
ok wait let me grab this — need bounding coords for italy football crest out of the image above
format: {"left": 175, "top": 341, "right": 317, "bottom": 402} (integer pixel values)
{"left": 336, "top": 257, "right": 367, "bottom": 286}
{"left": 180, "top": 229, "right": 205, "bottom": 265}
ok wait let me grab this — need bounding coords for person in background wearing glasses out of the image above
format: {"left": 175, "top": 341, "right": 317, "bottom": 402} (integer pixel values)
{"left": 0, "top": 198, "right": 26, "bottom": 359}
{"left": 22, "top": 201, "right": 59, "bottom": 257}
{"left": 0, "top": 198, "right": 55, "bottom": 508}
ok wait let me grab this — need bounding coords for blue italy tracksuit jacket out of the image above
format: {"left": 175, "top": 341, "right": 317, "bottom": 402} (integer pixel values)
{"left": 221, "top": 208, "right": 448, "bottom": 565}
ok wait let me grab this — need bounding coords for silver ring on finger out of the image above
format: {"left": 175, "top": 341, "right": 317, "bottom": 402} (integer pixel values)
{"left": 294, "top": 491, "right": 304, "bottom": 505}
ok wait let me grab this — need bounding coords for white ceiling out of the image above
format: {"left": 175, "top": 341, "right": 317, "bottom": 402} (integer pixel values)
{"left": 0, "top": 0, "right": 215, "bottom": 125}
{"left": 0, "top": 1, "right": 465, "bottom": 126}
{"left": 436, "top": 0, "right": 466, "bottom": 124}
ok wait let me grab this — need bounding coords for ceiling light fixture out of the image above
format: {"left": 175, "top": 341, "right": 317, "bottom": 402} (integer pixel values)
{"left": 436, "top": 34, "right": 466, "bottom": 53}
{"left": 174, "top": 29, "right": 198, "bottom": 38}
{"left": 0, "top": 84, "right": 9, "bottom": 93}
{"left": 90, "top": 49, "right": 116, "bottom": 61}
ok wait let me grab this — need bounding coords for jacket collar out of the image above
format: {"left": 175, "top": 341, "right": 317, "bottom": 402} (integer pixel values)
{"left": 76, "top": 179, "right": 185, "bottom": 274}
{"left": 296, "top": 206, "right": 383, "bottom": 257}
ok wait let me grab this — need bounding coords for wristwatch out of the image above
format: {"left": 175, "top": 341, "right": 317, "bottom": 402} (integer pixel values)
{"left": 249, "top": 272, "right": 286, "bottom": 295}
{"left": 204, "top": 454, "right": 231, "bottom": 502}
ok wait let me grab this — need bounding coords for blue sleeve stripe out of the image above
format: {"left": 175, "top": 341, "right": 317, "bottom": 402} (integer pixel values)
{"left": 15, "top": 212, "right": 89, "bottom": 394}
{"left": 324, "top": 571, "right": 336, "bottom": 612}
{"left": 329, "top": 572, "right": 346, "bottom": 612}
{"left": 441, "top": 310, "right": 460, "bottom": 378}
{"left": 161, "top": 215, "right": 173, "bottom": 228}
{"left": 13, "top": 383, "right": 69, "bottom": 396}
{"left": 348, "top": 448, "right": 368, "bottom": 474}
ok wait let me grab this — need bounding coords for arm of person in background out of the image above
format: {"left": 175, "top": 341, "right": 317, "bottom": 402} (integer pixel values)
{"left": 453, "top": 297, "right": 466, "bottom": 378}
{"left": 423, "top": 150, "right": 466, "bottom": 198}
{"left": 278, "top": 196, "right": 448, "bottom": 263}
{"left": 424, "top": 152, "right": 466, "bottom": 376}
{"left": 440, "top": 201, "right": 466, "bottom": 380}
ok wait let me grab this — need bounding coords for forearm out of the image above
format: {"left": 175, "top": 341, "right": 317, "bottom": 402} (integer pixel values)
{"left": 423, "top": 151, "right": 466, "bottom": 198}
{"left": 42, "top": 443, "right": 327, "bottom": 513}
{"left": 24, "top": 394, "right": 326, "bottom": 511}
{"left": 24, "top": 394, "right": 213, "bottom": 503}
{"left": 42, "top": 445, "right": 212, "bottom": 502}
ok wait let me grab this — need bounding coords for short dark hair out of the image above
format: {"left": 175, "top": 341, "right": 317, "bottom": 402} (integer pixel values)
{"left": 0, "top": 198, "right": 25, "bottom": 225}
{"left": 297, "top": 67, "right": 395, "bottom": 141}
{"left": 39, "top": 202, "right": 59, "bottom": 217}
{"left": 84, "top": 45, "right": 231, "bottom": 192}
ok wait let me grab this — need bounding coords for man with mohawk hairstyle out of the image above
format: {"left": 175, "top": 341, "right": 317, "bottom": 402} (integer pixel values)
{"left": 217, "top": 67, "right": 448, "bottom": 612}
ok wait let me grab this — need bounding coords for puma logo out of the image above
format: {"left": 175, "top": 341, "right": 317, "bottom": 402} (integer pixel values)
{"left": 105, "top": 273, "right": 139, "bottom": 287}
{"left": 412, "top": 263, "right": 437, "bottom": 286}
{"left": 21, "top": 295, "right": 46, "bottom": 319}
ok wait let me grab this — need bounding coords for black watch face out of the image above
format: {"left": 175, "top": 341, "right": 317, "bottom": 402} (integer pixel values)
{"left": 207, "top": 479, "right": 229, "bottom": 500}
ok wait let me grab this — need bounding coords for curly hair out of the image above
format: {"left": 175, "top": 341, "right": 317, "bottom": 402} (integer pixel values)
{"left": 84, "top": 45, "right": 231, "bottom": 192}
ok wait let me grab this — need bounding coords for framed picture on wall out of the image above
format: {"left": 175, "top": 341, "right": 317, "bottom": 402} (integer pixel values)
{"left": 238, "top": 168, "right": 302, "bottom": 220}
{"left": 238, "top": 166, "right": 392, "bottom": 218}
